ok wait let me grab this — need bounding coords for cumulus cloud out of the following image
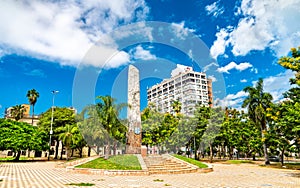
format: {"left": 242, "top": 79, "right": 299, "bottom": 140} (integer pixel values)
{"left": 215, "top": 90, "right": 248, "bottom": 108}
{"left": 205, "top": 0, "right": 225, "bottom": 18}
{"left": 217, "top": 61, "right": 252, "bottom": 73}
{"left": 240, "top": 79, "right": 247, "bottom": 83}
{"left": 262, "top": 69, "right": 294, "bottom": 102}
{"left": 210, "top": 0, "right": 300, "bottom": 58}
{"left": 0, "top": 0, "right": 149, "bottom": 67}
{"left": 171, "top": 21, "right": 196, "bottom": 40}
{"left": 216, "top": 69, "right": 294, "bottom": 109}
{"left": 131, "top": 45, "right": 156, "bottom": 60}
{"left": 210, "top": 28, "right": 230, "bottom": 59}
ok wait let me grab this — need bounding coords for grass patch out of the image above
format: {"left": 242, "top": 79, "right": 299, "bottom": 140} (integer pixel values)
{"left": 0, "top": 157, "right": 32, "bottom": 161}
{"left": 227, "top": 160, "right": 254, "bottom": 164}
{"left": 76, "top": 154, "right": 142, "bottom": 170}
{"left": 264, "top": 162, "right": 300, "bottom": 170}
{"left": 153, "top": 179, "right": 164, "bottom": 182}
{"left": 66, "top": 182, "right": 95, "bottom": 186}
{"left": 172, "top": 154, "right": 208, "bottom": 168}
{"left": 164, "top": 183, "right": 172, "bottom": 186}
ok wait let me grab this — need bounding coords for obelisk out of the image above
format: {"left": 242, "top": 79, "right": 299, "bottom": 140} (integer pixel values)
{"left": 126, "top": 65, "right": 142, "bottom": 154}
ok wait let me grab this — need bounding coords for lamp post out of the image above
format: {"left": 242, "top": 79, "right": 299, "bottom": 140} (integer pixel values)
{"left": 48, "top": 90, "right": 59, "bottom": 161}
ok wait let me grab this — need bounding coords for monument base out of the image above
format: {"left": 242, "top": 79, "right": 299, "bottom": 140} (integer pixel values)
{"left": 126, "top": 131, "right": 141, "bottom": 154}
{"left": 126, "top": 145, "right": 141, "bottom": 154}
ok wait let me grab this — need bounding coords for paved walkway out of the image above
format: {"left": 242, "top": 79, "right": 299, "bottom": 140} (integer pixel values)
{"left": 0, "top": 162, "right": 299, "bottom": 187}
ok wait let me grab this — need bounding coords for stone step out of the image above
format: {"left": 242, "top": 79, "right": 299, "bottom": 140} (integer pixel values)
{"left": 143, "top": 154, "right": 199, "bottom": 175}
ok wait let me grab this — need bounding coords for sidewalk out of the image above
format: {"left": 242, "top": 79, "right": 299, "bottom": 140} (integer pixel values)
{"left": 0, "top": 161, "right": 299, "bottom": 187}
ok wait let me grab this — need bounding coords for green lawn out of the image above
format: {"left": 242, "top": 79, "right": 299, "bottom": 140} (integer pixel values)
{"left": 76, "top": 154, "right": 142, "bottom": 170}
{"left": 172, "top": 154, "right": 208, "bottom": 168}
{"left": 265, "top": 162, "right": 300, "bottom": 170}
{"left": 0, "top": 157, "right": 30, "bottom": 161}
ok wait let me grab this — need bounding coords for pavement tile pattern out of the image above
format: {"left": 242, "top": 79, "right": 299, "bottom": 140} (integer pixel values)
{"left": 0, "top": 162, "right": 299, "bottom": 188}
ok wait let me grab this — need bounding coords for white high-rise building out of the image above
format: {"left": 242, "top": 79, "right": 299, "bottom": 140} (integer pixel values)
{"left": 147, "top": 64, "right": 213, "bottom": 116}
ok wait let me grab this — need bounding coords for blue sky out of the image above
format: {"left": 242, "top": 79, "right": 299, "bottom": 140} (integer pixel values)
{"left": 0, "top": 0, "right": 299, "bottom": 117}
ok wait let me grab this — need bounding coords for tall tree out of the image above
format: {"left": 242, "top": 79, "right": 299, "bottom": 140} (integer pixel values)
{"left": 26, "top": 89, "right": 40, "bottom": 125}
{"left": 38, "top": 107, "right": 76, "bottom": 159}
{"left": 275, "top": 46, "right": 300, "bottom": 162}
{"left": 200, "top": 107, "right": 224, "bottom": 163}
{"left": 95, "top": 95, "right": 127, "bottom": 159}
{"left": 0, "top": 118, "right": 48, "bottom": 161}
{"left": 242, "top": 78, "right": 273, "bottom": 165}
{"left": 10, "top": 105, "right": 25, "bottom": 121}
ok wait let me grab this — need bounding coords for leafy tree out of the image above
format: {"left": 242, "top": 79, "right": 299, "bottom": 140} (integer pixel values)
{"left": 189, "top": 105, "right": 211, "bottom": 158}
{"left": 38, "top": 107, "right": 76, "bottom": 159}
{"left": 26, "top": 89, "right": 39, "bottom": 125}
{"left": 95, "top": 95, "right": 127, "bottom": 159}
{"left": 242, "top": 78, "right": 273, "bottom": 165}
{"left": 141, "top": 104, "right": 178, "bottom": 152}
{"left": 77, "top": 105, "right": 106, "bottom": 155}
{"left": 0, "top": 118, "right": 48, "bottom": 161}
{"left": 10, "top": 104, "right": 25, "bottom": 121}
{"left": 171, "top": 100, "right": 182, "bottom": 115}
{"left": 269, "top": 46, "right": 300, "bottom": 163}
{"left": 200, "top": 107, "right": 224, "bottom": 162}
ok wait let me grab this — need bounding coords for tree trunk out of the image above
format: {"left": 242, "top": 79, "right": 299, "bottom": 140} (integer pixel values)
{"left": 79, "top": 148, "right": 83, "bottom": 158}
{"left": 66, "top": 147, "right": 69, "bottom": 161}
{"left": 280, "top": 148, "right": 285, "bottom": 166}
{"left": 105, "top": 140, "right": 110, "bottom": 159}
{"left": 113, "top": 141, "right": 117, "bottom": 156}
{"left": 71, "top": 149, "right": 74, "bottom": 157}
{"left": 27, "top": 150, "right": 30, "bottom": 158}
{"left": 60, "top": 143, "right": 64, "bottom": 160}
{"left": 96, "top": 145, "right": 100, "bottom": 155}
{"left": 261, "top": 129, "right": 270, "bottom": 165}
{"left": 209, "top": 143, "right": 213, "bottom": 163}
{"left": 88, "top": 146, "right": 91, "bottom": 157}
{"left": 54, "top": 139, "right": 59, "bottom": 159}
{"left": 14, "top": 151, "right": 21, "bottom": 161}
{"left": 31, "top": 105, "right": 34, "bottom": 125}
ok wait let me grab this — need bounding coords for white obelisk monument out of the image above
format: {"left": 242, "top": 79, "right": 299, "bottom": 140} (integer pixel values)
{"left": 126, "top": 65, "right": 142, "bottom": 154}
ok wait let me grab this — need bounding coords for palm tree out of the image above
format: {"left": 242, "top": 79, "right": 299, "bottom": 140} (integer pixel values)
{"left": 96, "top": 95, "right": 127, "bottom": 159}
{"left": 58, "top": 124, "right": 77, "bottom": 160}
{"left": 10, "top": 105, "right": 25, "bottom": 121}
{"left": 26, "top": 89, "right": 40, "bottom": 125}
{"left": 242, "top": 78, "right": 273, "bottom": 165}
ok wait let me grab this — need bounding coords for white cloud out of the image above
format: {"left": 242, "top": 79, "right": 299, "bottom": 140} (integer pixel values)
{"left": 203, "top": 62, "right": 219, "bottom": 72}
{"left": 211, "top": 0, "right": 300, "bottom": 58}
{"left": 208, "top": 75, "right": 217, "bottom": 82}
{"left": 263, "top": 69, "right": 294, "bottom": 102}
{"left": 215, "top": 90, "right": 248, "bottom": 108}
{"left": 0, "top": 0, "right": 149, "bottom": 67}
{"left": 131, "top": 45, "right": 156, "bottom": 60}
{"left": 210, "top": 28, "right": 230, "bottom": 59}
{"left": 240, "top": 79, "right": 247, "bottom": 83}
{"left": 205, "top": 1, "right": 225, "bottom": 18}
{"left": 217, "top": 61, "right": 252, "bottom": 73}
{"left": 171, "top": 21, "right": 196, "bottom": 40}
{"left": 217, "top": 69, "right": 294, "bottom": 109}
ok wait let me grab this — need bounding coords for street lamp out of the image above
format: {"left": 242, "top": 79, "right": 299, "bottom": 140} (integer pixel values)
{"left": 48, "top": 90, "right": 59, "bottom": 161}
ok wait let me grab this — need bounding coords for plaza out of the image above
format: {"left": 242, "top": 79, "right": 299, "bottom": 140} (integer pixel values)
{"left": 0, "top": 161, "right": 299, "bottom": 188}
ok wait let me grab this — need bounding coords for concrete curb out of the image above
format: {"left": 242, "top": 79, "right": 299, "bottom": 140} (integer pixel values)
{"left": 65, "top": 154, "right": 213, "bottom": 176}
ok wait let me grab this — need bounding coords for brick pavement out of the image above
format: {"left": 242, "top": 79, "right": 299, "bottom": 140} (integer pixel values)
{"left": 0, "top": 162, "right": 299, "bottom": 188}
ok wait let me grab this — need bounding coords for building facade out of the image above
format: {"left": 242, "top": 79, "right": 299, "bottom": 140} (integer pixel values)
{"left": 147, "top": 64, "right": 213, "bottom": 116}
